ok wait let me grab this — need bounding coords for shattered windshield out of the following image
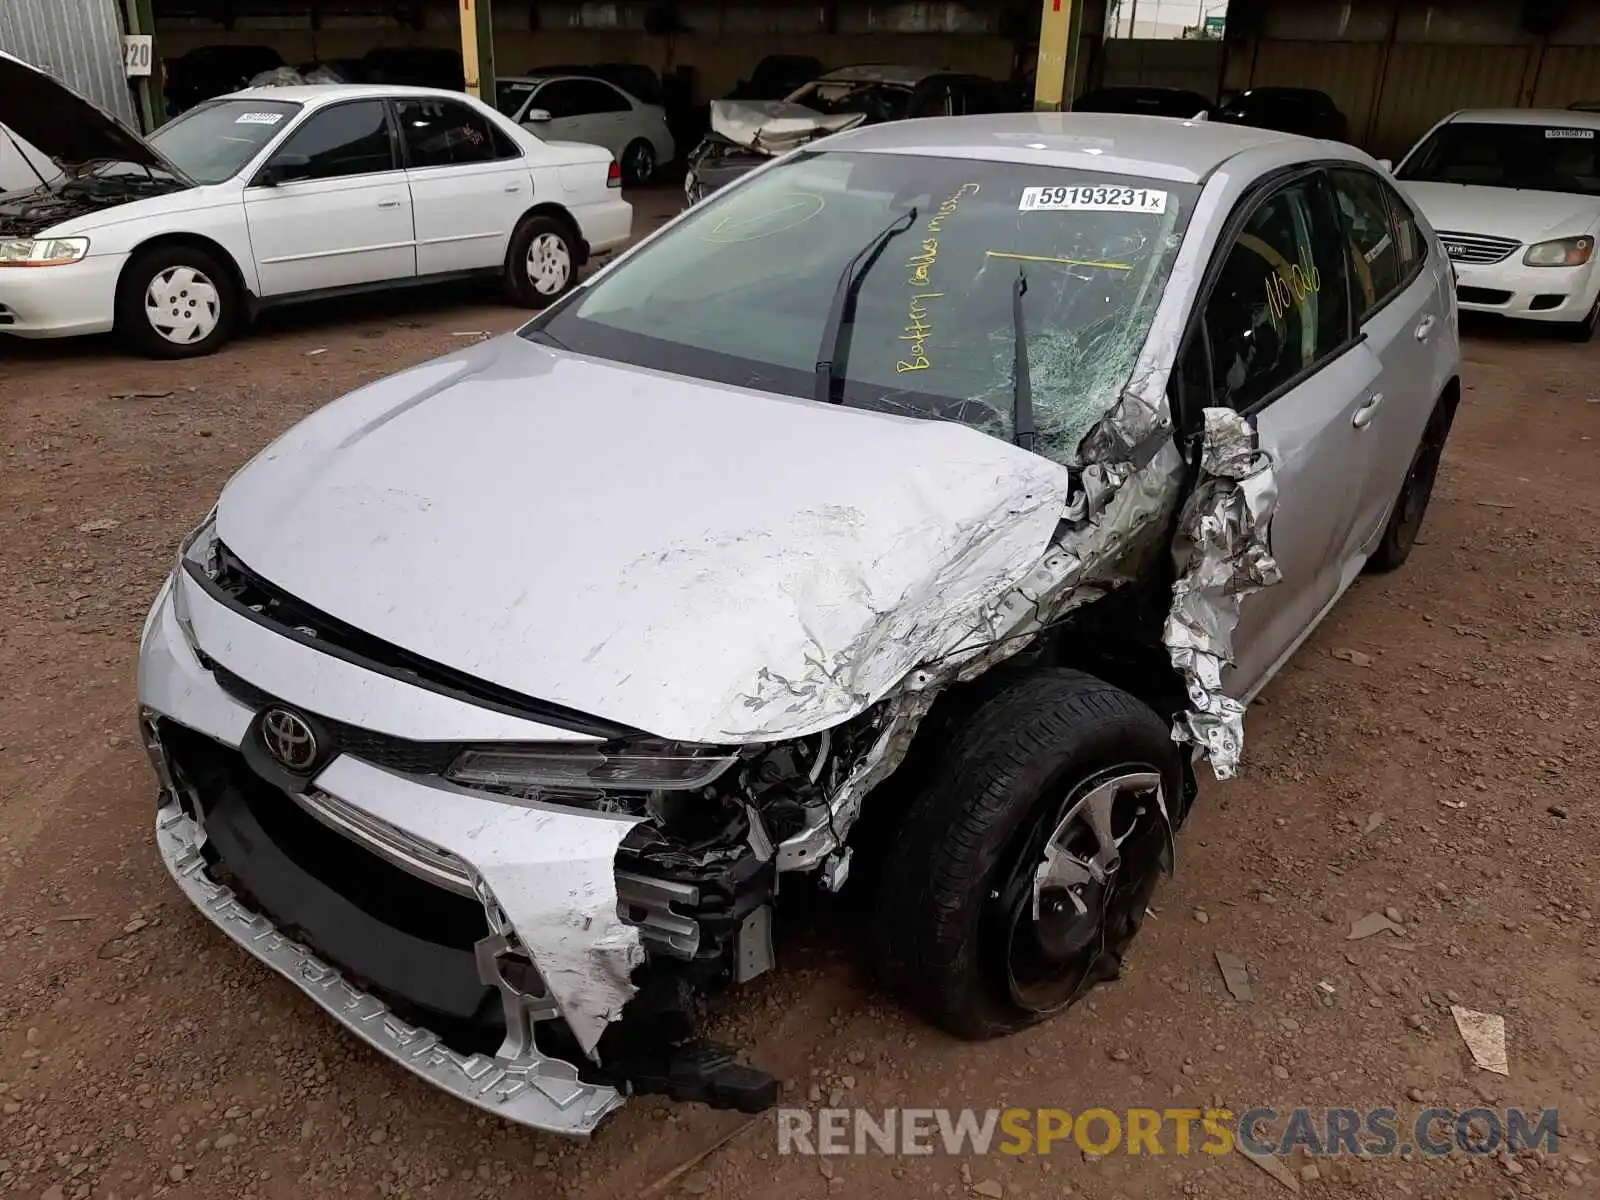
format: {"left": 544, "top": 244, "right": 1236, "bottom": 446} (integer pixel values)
{"left": 149, "top": 99, "right": 302, "bottom": 184}
{"left": 1399, "top": 122, "right": 1600, "bottom": 196}
{"left": 531, "top": 150, "right": 1196, "bottom": 464}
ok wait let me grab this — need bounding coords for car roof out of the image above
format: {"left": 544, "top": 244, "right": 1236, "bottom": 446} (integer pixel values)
{"left": 817, "top": 64, "right": 942, "bottom": 87}
{"left": 824, "top": 112, "right": 1325, "bottom": 183}
{"left": 1443, "top": 107, "right": 1600, "bottom": 129}
{"left": 222, "top": 83, "right": 480, "bottom": 104}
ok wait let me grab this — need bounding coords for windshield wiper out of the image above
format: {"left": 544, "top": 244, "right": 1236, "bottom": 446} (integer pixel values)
{"left": 1011, "top": 267, "right": 1037, "bottom": 452}
{"left": 813, "top": 206, "right": 917, "bottom": 405}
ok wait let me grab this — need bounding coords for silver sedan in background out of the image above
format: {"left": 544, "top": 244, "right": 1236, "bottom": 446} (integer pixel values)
{"left": 137, "top": 113, "right": 1460, "bottom": 1137}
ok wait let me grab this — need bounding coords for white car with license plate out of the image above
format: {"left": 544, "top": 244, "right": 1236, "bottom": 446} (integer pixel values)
{"left": 0, "top": 51, "right": 632, "bottom": 357}
{"left": 495, "top": 75, "right": 676, "bottom": 185}
{"left": 138, "top": 113, "right": 1460, "bottom": 1136}
{"left": 1394, "top": 107, "right": 1600, "bottom": 339}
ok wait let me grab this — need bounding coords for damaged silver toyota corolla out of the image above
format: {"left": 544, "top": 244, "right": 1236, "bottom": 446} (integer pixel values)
{"left": 138, "top": 113, "right": 1461, "bottom": 1135}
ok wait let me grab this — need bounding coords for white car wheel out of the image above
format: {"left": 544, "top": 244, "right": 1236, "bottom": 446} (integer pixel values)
{"left": 525, "top": 232, "right": 572, "bottom": 297}
{"left": 145, "top": 266, "right": 222, "bottom": 345}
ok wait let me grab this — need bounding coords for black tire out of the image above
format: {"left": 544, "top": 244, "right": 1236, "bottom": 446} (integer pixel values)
{"left": 874, "top": 669, "right": 1181, "bottom": 1040}
{"left": 1561, "top": 297, "right": 1599, "bottom": 342}
{"left": 1366, "top": 392, "right": 1458, "bottom": 573}
{"left": 503, "top": 214, "right": 578, "bottom": 309}
{"left": 622, "top": 138, "right": 657, "bottom": 185}
{"left": 115, "top": 243, "right": 237, "bottom": 359}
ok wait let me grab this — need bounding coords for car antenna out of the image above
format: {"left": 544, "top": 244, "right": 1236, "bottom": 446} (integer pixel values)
{"left": 813, "top": 206, "right": 918, "bottom": 405}
{"left": 1011, "top": 266, "right": 1037, "bottom": 452}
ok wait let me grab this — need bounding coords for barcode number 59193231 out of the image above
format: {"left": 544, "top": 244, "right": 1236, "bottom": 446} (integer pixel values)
{"left": 1019, "top": 185, "right": 1169, "bottom": 214}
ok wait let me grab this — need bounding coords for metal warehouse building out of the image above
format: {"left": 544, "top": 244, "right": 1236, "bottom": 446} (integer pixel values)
{"left": 3, "top": 0, "right": 1600, "bottom": 160}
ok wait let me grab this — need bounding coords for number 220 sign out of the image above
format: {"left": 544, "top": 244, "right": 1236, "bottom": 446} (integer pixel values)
{"left": 123, "top": 35, "right": 153, "bottom": 77}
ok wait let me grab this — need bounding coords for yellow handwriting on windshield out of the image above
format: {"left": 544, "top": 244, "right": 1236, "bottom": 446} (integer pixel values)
{"left": 897, "top": 292, "right": 944, "bottom": 373}
{"left": 898, "top": 183, "right": 980, "bottom": 371}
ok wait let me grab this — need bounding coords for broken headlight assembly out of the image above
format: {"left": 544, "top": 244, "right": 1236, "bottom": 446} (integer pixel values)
{"left": 446, "top": 741, "right": 740, "bottom": 807}
{"left": 169, "top": 509, "right": 219, "bottom": 651}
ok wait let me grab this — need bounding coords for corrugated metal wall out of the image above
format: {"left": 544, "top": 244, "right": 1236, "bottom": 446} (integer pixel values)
{"left": 0, "top": 0, "right": 134, "bottom": 125}
{"left": 1101, "top": 39, "right": 1224, "bottom": 99}
{"left": 1225, "top": 0, "right": 1600, "bottom": 159}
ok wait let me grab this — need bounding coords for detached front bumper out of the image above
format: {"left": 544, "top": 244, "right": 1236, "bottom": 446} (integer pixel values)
{"left": 138, "top": 570, "right": 642, "bottom": 1136}
{"left": 1451, "top": 256, "right": 1600, "bottom": 323}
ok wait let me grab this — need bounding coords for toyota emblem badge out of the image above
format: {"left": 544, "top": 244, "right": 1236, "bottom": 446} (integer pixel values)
{"left": 261, "top": 707, "right": 318, "bottom": 772}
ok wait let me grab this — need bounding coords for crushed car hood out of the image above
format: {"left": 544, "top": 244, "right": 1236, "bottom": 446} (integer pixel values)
{"left": 1400, "top": 180, "right": 1600, "bottom": 242}
{"left": 0, "top": 51, "right": 187, "bottom": 180}
{"left": 217, "top": 336, "right": 1075, "bottom": 744}
{"left": 707, "top": 99, "right": 868, "bottom": 154}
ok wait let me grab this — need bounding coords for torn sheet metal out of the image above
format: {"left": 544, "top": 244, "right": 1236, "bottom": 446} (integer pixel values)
{"left": 708, "top": 99, "right": 866, "bottom": 153}
{"left": 1163, "top": 408, "right": 1282, "bottom": 780}
{"left": 778, "top": 440, "right": 1189, "bottom": 871}
{"left": 312, "top": 754, "right": 645, "bottom": 1055}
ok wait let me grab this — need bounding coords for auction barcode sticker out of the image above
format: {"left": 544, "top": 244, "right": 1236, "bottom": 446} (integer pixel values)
{"left": 235, "top": 112, "right": 285, "bottom": 125}
{"left": 1545, "top": 128, "right": 1595, "bottom": 139}
{"left": 1020, "top": 185, "right": 1168, "bottom": 214}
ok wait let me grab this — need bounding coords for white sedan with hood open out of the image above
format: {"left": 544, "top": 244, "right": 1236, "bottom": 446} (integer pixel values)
{"left": 1393, "top": 107, "right": 1600, "bottom": 339}
{"left": 0, "top": 51, "right": 630, "bottom": 357}
{"left": 138, "top": 113, "right": 1460, "bottom": 1136}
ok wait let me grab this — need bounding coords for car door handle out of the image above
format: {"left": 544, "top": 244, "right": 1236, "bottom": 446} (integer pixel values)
{"left": 377, "top": 198, "right": 402, "bottom": 210}
{"left": 1353, "top": 392, "right": 1384, "bottom": 429}
{"left": 1415, "top": 315, "right": 1436, "bottom": 341}
{"left": 503, "top": 183, "right": 522, "bottom": 193}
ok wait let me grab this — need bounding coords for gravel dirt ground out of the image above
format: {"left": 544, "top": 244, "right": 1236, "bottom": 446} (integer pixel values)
{"left": 1, "top": 188, "right": 1596, "bottom": 1200}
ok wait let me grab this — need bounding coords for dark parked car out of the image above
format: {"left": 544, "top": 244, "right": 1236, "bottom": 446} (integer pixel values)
{"left": 359, "top": 47, "right": 464, "bottom": 91}
{"left": 1215, "top": 87, "right": 1349, "bottom": 141}
{"left": 1073, "top": 86, "right": 1216, "bottom": 120}
{"left": 163, "top": 45, "right": 284, "bottom": 114}
{"left": 727, "top": 54, "right": 826, "bottom": 101}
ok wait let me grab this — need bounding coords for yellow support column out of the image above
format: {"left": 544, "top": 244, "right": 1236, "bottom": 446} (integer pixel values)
{"left": 1033, "top": 0, "right": 1084, "bottom": 112}
{"left": 459, "top": 0, "right": 496, "bottom": 101}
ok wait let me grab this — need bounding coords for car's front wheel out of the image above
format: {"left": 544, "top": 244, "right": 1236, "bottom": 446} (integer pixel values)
{"left": 116, "top": 244, "right": 237, "bottom": 359}
{"left": 874, "top": 670, "right": 1180, "bottom": 1040}
{"left": 504, "top": 215, "right": 577, "bottom": 308}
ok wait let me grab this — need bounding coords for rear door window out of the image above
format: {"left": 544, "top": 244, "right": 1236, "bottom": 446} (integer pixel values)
{"left": 1329, "top": 167, "right": 1402, "bottom": 320}
{"left": 396, "top": 98, "right": 517, "bottom": 166}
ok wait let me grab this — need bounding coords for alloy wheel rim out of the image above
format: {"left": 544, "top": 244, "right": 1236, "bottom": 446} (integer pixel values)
{"left": 997, "top": 768, "right": 1169, "bottom": 1013}
{"left": 145, "top": 266, "right": 220, "bottom": 344}
{"left": 629, "top": 143, "right": 655, "bottom": 183}
{"left": 526, "top": 232, "right": 572, "bottom": 295}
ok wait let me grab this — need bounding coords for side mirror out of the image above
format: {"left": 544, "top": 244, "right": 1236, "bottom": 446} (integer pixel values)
{"left": 1377, "top": 157, "right": 1394, "bottom": 172}
{"left": 522, "top": 107, "right": 553, "bottom": 123}
{"left": 258, "top": 152, "right": 311, "bottom": 186}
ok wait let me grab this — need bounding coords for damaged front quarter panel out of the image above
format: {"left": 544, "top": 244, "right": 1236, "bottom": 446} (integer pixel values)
{"left": 1162, "top": 407, "right": 1282, "bottom": 780}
